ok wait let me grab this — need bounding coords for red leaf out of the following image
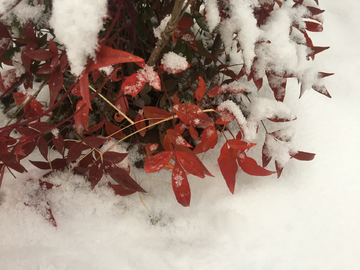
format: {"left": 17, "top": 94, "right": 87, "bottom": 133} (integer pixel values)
{"left": 308, "top": 46, "right": 330, "bottom": 60}
{"left": 83, "top": 137, "right": 108, "bottom": 148}
{"left": 104, "top": 164, "right": 146, "bottom": 192}
{"left": 85, "top": 43, "right": 144, "bottom": 73}
{"left": 312, "top": 84, "right": 331, "bottom": 98}
{"left": 193, "top": 125, "right": 218, "bottom": 154}
{"left": 144, "top": 151, "right": 173, "bottom": 173}
{"left": 103, "top": 151, "right": 128, "bottom": 164}
{"left": 89, "top": 159, "right": 104, "bottom": 190}
{"left": 79, "top": 72, "right": 91, "bottom": 109}
{"left": 13, "top": 92, "right": 27, "bottom": 105}
{"left": 0, "top": 69, "right": 20, "bottom": 93}
{"left": 25, "top": 50, "right": 55, "bottom": 61}
{"left": 49, "top": 68, "right": 63, "bottom": 107}
{"left": 266, "top": 72, "right": 287, "bottom": 102}
{"left": 262, "top": 140, "right": 272, "bottom": 168}
{"left": 318, "top": 72, "right": 334, "bottom": 78}
{"left": 29, "top": 160, "right": 51, "bottom": 170}
{"left": 145, "top": 143, "right": 158, "bottom": 155}
{"left": 52, "top": 132, "right": 64, "bottom": 154}
{"left": 134, "top": 112, "right": 146, "bottom": 137}
{"left": 237, "top": 152, "right": 275, "bottom": 176}
{"left": 275, "top": 160, "right": 284, "bottom": 178}
{"left": 177, "top": 17, "right": 194, "bottom": 29}
{"left": 82, "top": 120, "right": 104, "bottom": 135}
{"left": 28, "top": 121, "right": 54, "bottom": 133}
{"left": 92, "top": 69, "right": 102, "bottom": 83}
{"left": 189, "top": 125, "right": 201, "bottom": 141}
{"left": 121, "top": 72, "right": 146, "bottom": 97}
{"left": 216, "top": 111, "right": 235, "bottom": 125}
{"left": 162, "top": 134, "right": 174, "bottom": 151}
{"left": 108, "top": 182, "right": 137, "bottom": 196}
{"left": 143, "top": 106, "right": 173, "bottom": 124}
{"left": 113, "top": 91, "right": 129, "bottom": 122}
{"left": 172, "top": 161, "right": 191, "bottom": 207}
{"left": 207, "top": 85, "right": 223, "bottom": 97}
{"left": 173, "top": 103, "right": 213, "bottom": 127}
{"left": 7, "top": 162, "right": 27, "bottom": 173}
{"left": 48, "top": 39, "right": 58, "bottom": 54}
{"left": 50, "top": 158, "right": 67, "bottom": 170}
{"left": 38, "top": 136, "right": 48, "bottom": 160}
{"left": 290, "top": 151, "right": 316, "bottom": 161}
{"left": 195, "top": 76, "right": 206, "bottom": 101}
{"left": 307, "top": 6, "right": 325, "bottom": 16}
{"left": 305, "top": 20, "right": 323, "bottom": 32}
{"left": 174, "top": 91, "right": 180, "bottom": 105}
{"left": 105, "top": 121, "right": 125, "bottom": 139}
{"left": 66, "top": 142, "right": 83, "bottom": 164}
{"left": 74, "top": 100, "right": 90, "bottom": 132}
{"left": 218, "top": 143, "right": 238, "bottom": 193}
{"left": 0, "top": 22, "right": 11, "bottom": 57}
{"left": 175, "top": 150, "right": 205, "bottom": 178}
{"left": 227, "top": 139, "right": 256, "bottom": 150}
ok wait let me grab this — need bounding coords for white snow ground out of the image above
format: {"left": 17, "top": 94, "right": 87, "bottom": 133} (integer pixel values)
{"left": 1, "top": 1, "right": 360, "bottom": 269}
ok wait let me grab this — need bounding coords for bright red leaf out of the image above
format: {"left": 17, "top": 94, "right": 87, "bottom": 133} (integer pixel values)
{"left": 173, "top": 103, "right": 213, "bottom": 127}
{"left": 143, "top": 106, "right": 173, "bottom": 124}
{"left": 121, "top": 72, "right": 146, "bottom": 97}
{"left": 175, "top": 150, "right": 205, "bottom": 178}
{"left": 218, "top": 143, "right": 238, "bottom": 193}
{"left": 227, "top": 139, "right": 256, "bottom": 151}
{"left": 195, "top": 76, "right": 206, "bottom": 101}
{"left": 237, "top": 152, "right": 275, "bottom": 176}
{"left": 144, "top": 151, "right": 173, "bottom": 173}
{"left": 172, "top": 161, "right": 191, "bottom": 207}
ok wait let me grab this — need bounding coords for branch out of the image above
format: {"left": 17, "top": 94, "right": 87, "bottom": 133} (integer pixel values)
{"left": 147, "top": 0, "right": 193, "bottom": 66}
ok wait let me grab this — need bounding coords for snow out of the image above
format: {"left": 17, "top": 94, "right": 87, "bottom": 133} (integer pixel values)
{"left": 1, "top": 1, "right": 360, "bottom": 269}
{"left": 161, "top": 52, "right": 189, "bottom": 74}
{"left": 153, "top": 15, "right": 171, "bottom": 40}
{"left": 204, "top": 0, "right": 221, "bottom": 32}
{"left": 49, "top": 0, "right": 108, "bottom": 76}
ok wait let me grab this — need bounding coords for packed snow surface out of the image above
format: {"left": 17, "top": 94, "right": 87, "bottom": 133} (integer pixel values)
{"left": 1, "top": 1, "right": 360, "bottom": 269}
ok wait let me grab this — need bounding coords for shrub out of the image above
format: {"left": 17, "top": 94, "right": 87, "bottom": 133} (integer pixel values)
{"left": 0, "top": 0, "right": 331, "bottom": 216}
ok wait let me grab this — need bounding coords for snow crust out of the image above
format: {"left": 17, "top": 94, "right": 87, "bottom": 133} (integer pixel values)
{"left": 1, "top": 1, "right": 360, "bottom": 269}
{"left": 49, "top": 0, "right": 108, "bottom": 76}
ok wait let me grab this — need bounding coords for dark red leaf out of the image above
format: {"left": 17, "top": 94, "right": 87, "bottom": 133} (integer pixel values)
{"left": 82, "top": 120, "right": 104, "bottom": 135}
{"left": 105, "top": 121, "right": 126, "bottom": 139}
{"left": 103, "top": 151, "right": 128, "bottom": 164}
{"left": 108, "top": 182, "right": 137, "bottom": 196}
{"left": 307, "top": 6, "right": 325, "bottom": 16}
{"left": 135, "top": 112, "right": 146, "bottom": 137}
{"left": 29, "top": 160, "right": 51, "bottom": 170}
{"left": 262, "top": 140, "right": 272, "bottom": 168}
{"left": 218, "top": 143, "right": 238, "bottom": 193}
{"left": 290, "top": 151, "right": 316, "bottom": 161}
{"left": 83, "top": 137, "right": 108, "bottom": 148}
{"left": 66, "top": 142, "right": 83, "bottom": 164}
{"left": 175, "top": 150, "right": 205, "bottom": 178}
{"left": 74, "top": 100, "right": 90, "bottom": 132}
{"left": 0, "top": 22, "right": 11, "bottom": 57}
{"left": 52, "top": 132, "right": 64, "bottom": 154}
{"left": 50, "top": 158, "right": 67, "bottom": 170}
{"left": 195, "top": 76, "right": 206, "bottom": 101}
{"left": 144, "top": 151, "right": 173, "bottom": 173}
{"left": 178, "top": 17, "right": 194, "bottom": 29}
{"left": 25, "top": 50, "right": 55, "bottom": 61}
{"left": 305, "top": 20, "right": 323, "bottom": 32}
{"left": 318, "top": 72, "right": 334, "bottom": 78}
{"left": 28, "top": 122, "right": 54, "bottom": 133}
{"left": 49, "top": 67, "right": 63, "bottom": 107}
{"left": 237, "top": 152, "right": 275, "bottom": 176}
{"left": 105, "top": 165, "right": 146, "bottom": 192}
{"left": 48, "top": 39, "right": 58, "bottom": 54}
{"left": 172, "top": 161, "right": 191, "bottom": 207}
{"left": 308, "top": 46, "right": 330, "bottom": 60}
{"left": 7, "top": 162, "right": 27, "bottom": 173}
{"left": 89, "top": 159, "right": 103, "bottom": 190}
{"left": 113, "top": 90, "right": 129, "bottom": 122}
{"left": 143, "top": 106, "right": 173, "bottom": 124}
{"left": 13, "top": 92, "right": 27, "bottom": 105}
{"left": 173, "top": 103, "right": 213, "bottom": 127}
{"left": 38, "top": 136, "right": 48, "bottom": 160}
{"left": 79, "top": 72, "right": 91, "bottom": 109}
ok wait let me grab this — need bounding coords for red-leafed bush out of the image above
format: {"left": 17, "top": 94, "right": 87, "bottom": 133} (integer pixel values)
{"left": 0, "top": 0, "right": 331, "bottom": 218}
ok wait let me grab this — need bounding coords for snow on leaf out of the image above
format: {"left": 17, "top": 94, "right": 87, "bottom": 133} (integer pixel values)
{"left": 172, "top": 160, "right": 191, "bottom": 207}
{"left": 173, "top": 103, "right": 213, "bottom": 127}
{"left": 144, "top": 151, "right": 173, "bottom": 173}
{"left": 160, "top": 52, "right": 190, "bottom": 74}
{"left": 121, "top": 72, "right": 146, "bottom": 97}
{"left": 175, "top": 150, "right": 205, "bottom": 178}
{"left": 193, "top": 125, "right": 218, "bottom": 154}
